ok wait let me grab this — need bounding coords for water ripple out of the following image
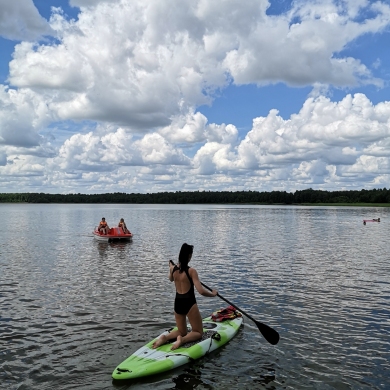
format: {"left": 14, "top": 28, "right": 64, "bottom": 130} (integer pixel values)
{"left": 1, "top": 204, "right": 389, "bottom": 389}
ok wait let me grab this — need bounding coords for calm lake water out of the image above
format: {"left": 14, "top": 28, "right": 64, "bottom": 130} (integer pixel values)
{"left": 1, "top": 204, "right": 389, "bottom": 390}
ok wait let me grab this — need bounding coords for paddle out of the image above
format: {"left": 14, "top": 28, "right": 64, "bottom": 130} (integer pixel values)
{"left": 169, "top": 260, "right": 279, "bottom": 345}
{"left": 201, "top": 282, "right": 280, "bottom": 345}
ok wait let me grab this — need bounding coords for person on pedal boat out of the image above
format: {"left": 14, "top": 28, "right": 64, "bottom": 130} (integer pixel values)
{"left": 118, "top": 218, "right": 130, "bottom": 233}
{"left": 153, "top": 243, "right": 217, "bottom": 350}
{"left": 98, "top": 217, "right": 109, "bottom": 234}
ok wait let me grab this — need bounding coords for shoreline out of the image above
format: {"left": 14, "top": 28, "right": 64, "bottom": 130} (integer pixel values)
{"left": 0, "top": 202, "right": 389, "bottom": 207}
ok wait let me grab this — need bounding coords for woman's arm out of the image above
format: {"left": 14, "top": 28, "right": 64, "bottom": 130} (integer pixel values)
{"left": 190, "top": 268, "right": 217, "bottom": 297}
{"left": 168, "top": 261, "right": 175, "bottom": 281}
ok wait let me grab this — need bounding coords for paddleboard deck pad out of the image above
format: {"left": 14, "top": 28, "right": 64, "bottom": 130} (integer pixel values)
{"left": 112, "top": 310, "right": 243, "bottom": 380}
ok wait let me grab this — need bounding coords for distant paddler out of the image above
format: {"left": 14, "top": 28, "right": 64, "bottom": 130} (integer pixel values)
{"left": 363, "top": 217, "right": 380, "bottom": 225}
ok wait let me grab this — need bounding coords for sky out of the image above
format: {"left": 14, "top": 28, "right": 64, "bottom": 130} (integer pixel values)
{"left": 0, "top": 0, "right": 390, "bottom": 194}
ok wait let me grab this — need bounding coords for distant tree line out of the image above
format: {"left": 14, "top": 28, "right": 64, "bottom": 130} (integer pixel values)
{"left": 0, "top": 188, "right": 390, "bottom": 204}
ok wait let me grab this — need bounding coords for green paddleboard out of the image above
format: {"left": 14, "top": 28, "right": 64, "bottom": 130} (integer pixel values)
{"left": 112, "top": 311, "right": 243, "bottom": 380}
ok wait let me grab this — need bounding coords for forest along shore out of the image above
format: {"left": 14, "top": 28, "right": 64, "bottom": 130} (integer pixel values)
{"left": 1, "top": 188, "right": 390, "bottom": 205}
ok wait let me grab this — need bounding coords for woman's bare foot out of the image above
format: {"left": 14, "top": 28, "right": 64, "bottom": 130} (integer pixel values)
{"left": 152, "top": 335, "right": 167, "bottom": 349}
{"left": 171, "top": 335, "right": 182, "bottom": 350}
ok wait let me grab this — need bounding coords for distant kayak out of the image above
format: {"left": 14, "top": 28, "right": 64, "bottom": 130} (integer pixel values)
{"left": 363, "top": 218, "right": 380, "bottom": 225}
{"left": 93, "top": 226, "right": 133, "bottom": 241}
{"left": 112, "top": 309, "right": 243, "bottom": 380}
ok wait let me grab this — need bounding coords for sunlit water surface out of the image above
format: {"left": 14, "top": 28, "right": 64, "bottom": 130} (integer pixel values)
{"left": 1, "top": 204, "right": 389, "bottom": 390}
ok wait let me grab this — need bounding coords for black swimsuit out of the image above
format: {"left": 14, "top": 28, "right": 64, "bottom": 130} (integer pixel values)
{"left": 173, "top": 266, "right": 197, "bottom": 315}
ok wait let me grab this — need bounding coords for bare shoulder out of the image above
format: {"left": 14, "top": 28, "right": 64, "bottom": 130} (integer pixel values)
{"left": 189, "top": 267, "right": 199, "bottom": 279}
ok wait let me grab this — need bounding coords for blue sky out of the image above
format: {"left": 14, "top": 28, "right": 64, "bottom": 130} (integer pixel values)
{"left": 0, "top": 0, "right": 390, "bottom": 194}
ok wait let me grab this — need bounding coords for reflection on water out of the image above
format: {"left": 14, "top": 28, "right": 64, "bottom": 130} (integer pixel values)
{"left": 1, "top": 204, "right": 389, "bottom": 389}
{"left": 96, "top": 240, "right": 133, "bottom": 258}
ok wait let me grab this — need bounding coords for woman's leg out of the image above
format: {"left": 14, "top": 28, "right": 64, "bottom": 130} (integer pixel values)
{"left": 152, "top": 312, "right": 187, "bottom": 348}
{"left": 171, "top": 304, "right": 202, "bottom": 350}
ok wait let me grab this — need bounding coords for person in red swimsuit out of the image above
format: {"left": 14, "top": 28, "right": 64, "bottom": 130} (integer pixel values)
{"left": 152, "top": 243, "right": 217, "bottom": 350}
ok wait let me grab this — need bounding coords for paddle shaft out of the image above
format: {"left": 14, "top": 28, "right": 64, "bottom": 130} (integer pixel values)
{"left": 201, "top": 281, "right": 280, "bottom": 345}
{"left": 201, "top": 282, "right": 255, "bottom": 323}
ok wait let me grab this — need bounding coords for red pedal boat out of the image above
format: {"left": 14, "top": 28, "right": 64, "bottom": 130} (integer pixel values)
{"left": 93, "top": 226, "right": 133, "bottom": 241}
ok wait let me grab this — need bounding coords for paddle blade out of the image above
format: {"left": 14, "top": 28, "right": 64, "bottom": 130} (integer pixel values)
{"left": 256, "top": 321, "right": 280, "bottom": 345}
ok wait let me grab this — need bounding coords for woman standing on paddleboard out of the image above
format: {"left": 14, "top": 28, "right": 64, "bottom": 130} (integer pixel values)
{"left": 153, "top": 243, "right": 218, "bottom": 350}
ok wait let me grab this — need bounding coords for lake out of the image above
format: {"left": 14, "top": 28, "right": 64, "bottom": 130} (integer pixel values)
{"left": 1, "top": 204, "right": 389, "bottom": 389}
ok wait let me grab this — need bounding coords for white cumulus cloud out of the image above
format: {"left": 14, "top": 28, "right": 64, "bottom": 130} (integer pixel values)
{"left": 0, "top": 0, "right": 53, "bottom": 41}
{"left": 0, "top": 0, "right": 390, "bottom": 193}
{"left": 6, "top": 0, "right": 389, "bottom": 131}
